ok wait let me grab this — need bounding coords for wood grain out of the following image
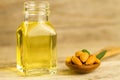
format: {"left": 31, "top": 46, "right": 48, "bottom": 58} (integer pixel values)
{"left": 0, "top": 0, "right": 120, "bottom": 46}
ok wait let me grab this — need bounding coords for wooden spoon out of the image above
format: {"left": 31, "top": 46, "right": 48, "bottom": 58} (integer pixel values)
{"left": 66, "top": 47, "right": 120, "bottom": 74}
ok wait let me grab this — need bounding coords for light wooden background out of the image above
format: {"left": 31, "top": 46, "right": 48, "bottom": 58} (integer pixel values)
{"left": 0, "top": 0, "right": 120, "bottom": 46}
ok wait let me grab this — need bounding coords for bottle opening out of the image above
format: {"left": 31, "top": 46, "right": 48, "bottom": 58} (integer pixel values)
{"left": 24, "top": 1, "right": 50, "bottom": 15}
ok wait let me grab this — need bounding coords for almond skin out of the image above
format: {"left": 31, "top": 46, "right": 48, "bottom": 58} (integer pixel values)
{"left": 86, "top": 55, "right": 96, "bottom": 65}
{"left": 80, "top": 52, "right": 89, "bottom": 63}
{"left": 71, "top": 56, "right": 82, "bottom": 66}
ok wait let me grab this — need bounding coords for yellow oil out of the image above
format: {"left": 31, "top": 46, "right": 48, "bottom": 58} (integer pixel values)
{"left": 16, "top": 22, "right": 57, "bottom": 75}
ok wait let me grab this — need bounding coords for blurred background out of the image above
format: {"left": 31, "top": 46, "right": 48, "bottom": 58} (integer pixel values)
{"left": 0, "top": 0, "right": 120, "bottom": 67}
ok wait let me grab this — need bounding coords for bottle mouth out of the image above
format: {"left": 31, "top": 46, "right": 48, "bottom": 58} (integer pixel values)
{"left": 24, "top": 1, "right": 50, "bottom": 15}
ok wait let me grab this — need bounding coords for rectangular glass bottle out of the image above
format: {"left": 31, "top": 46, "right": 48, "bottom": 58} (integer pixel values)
{"left": 16, "top": 1, "right": 57, "bottom": 76}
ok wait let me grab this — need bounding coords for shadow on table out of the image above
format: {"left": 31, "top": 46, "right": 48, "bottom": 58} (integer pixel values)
{"left": 0, "top": 62, "right": 19, "bottom": 77}
{"left": 0, "top": 62, "right": 88, "bottom": 77}
{"left": 57, "top": 68, "right": 90, "bottom": 76}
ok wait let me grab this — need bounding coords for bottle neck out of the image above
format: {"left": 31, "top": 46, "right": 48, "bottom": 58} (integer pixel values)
{"left": 24, "top": 1, "right": 49, "bottom": 22}
{"left": 24, "top": 12, "right": 48, "bottom": 22}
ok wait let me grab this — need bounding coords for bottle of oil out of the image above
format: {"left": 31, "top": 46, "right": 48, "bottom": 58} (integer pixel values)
{"left": 16, "top": 1, "right": 57, "bottom": 76}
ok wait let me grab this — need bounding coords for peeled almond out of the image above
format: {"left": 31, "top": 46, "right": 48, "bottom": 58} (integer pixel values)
{"left": 75, "top": 51, "right": 83, "bottom": 57}
{"left": 66, "top": 56, "right": 72, "bottom": 63}
{"left": 95, "top": 57, "right": 101, "bottom": 64}
{"left": 80, "top": 52, "right": 89, "bottom": 63}
{"left": 71, "top": 56, "right": 82, "bottom": 66}
{"left": 86, "top": 55, "right": 96, "bottom": 65}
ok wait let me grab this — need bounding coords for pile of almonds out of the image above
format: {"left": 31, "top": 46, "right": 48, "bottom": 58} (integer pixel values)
{"left": 66, "top": 50, "right": 100, "bottom": 66}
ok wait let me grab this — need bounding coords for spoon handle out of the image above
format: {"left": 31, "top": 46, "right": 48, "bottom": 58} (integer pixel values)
{"left": 95, "top": 46, "right": 120, "bottom": 59}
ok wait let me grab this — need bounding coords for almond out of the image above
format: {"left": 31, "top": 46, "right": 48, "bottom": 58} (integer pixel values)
{"left": 75, "top": 51, "right": 83, "bottom": 57}
{"left": 86, "top": 55, "right": 96, "bottom": 65}
{"left": 71, "top": 56, "right": 82, "bottom": 66}
{"left": 95, "top": 57, "right": 101, "bottom": 64}
{"left": 80, "top": 52, "right": 89, "bottom": 63}
{"left": 66, "top": 56, "right": 72, "bottom": 63}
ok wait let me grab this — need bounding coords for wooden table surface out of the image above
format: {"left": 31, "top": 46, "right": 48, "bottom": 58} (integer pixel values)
{"left": 0, "top": 42, "right": 120, "bottom": 80}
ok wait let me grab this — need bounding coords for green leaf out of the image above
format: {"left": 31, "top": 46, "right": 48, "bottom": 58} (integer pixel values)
{"left": 82, "top": 49, "right": 90, "bottom": 55}
{"left": 96, "top": 50, "right": 107, "bottom": 60}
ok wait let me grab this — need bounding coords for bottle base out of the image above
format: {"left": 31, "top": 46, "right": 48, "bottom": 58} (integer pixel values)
{"left": 17, "top": 65, "right": 57, "bottom": 76}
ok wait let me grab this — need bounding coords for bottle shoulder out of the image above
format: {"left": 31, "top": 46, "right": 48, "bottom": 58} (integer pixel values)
{"left": 16, "top": 22, "right": 26, "bottom": 33}
{"left": 17, "top": 22, "right": 56, "bottom": 36}
{"left": 42, "top": 21, "right": 57, "bottom": 34}
{"left": 16, "top": 24, "right": 22, "bottom": 32}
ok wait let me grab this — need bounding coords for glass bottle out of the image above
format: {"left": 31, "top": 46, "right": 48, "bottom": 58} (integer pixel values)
{"left": 16, "top": 1, "right": 57, "bottom": 76}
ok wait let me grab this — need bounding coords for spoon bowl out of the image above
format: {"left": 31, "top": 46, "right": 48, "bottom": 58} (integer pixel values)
{"left": 66, "top": 61, "right": 100, "bottom": 73}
